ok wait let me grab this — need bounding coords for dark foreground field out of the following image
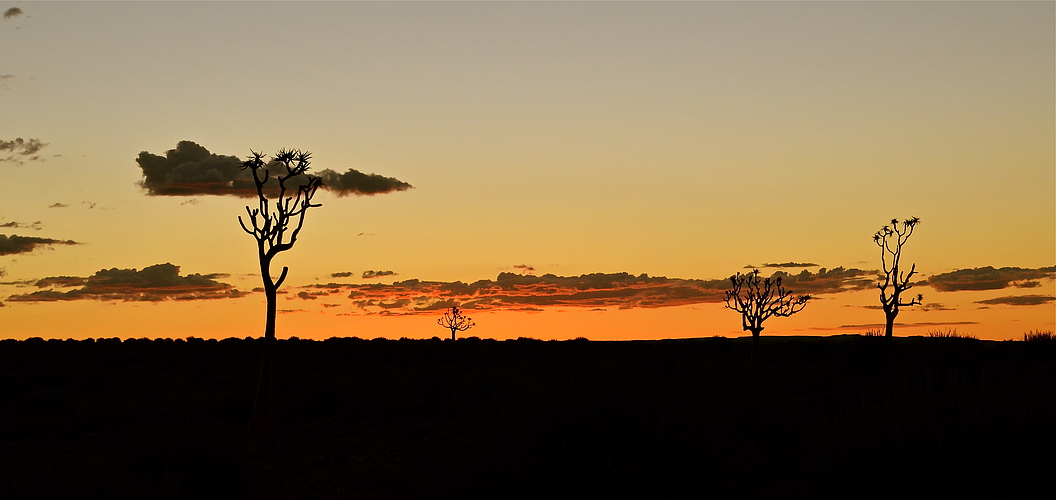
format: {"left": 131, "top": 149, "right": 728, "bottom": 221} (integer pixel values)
{"left": 1, "top": 335, "right": 1053, "bottom": 499}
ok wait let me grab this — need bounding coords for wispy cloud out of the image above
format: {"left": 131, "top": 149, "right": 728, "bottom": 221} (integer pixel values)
{"left": 0, "top": 234, "right": 78, "bottom": 256}
{"left": 927, "top": 266, "right": 1056, "bottom": 292}
{"left": 974, "top": 295, "right": 1054, "bottom": 307}
{"left": 137, "top": 140, "right": 412, "bottom": 197}
{"left": 302, "top": 267, "right": 873, "bottom": 315}
{"left": 0, "top": 220, "right": 41, "bottom": 231}
{"left": 362, "top": 270, "right": 396, "bottom": 279}
{"left": 0, "top": 137, "right": 48, "bottom": 164}
{"left": 513, "top": 264, "right": 535, "bottom": 275}
{"left": 6, "top": 263, "right": 242, "bottom": 302}
{"left": 3, "top": 7, "right": 22, "bottom": 20}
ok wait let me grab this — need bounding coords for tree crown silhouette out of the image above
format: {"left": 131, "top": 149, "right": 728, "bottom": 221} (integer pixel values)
{"left": 438, "top": 306, "right": 475, "bottom": 340}
{"left": 724, "top": 269, "right": 810, "bottom": 362}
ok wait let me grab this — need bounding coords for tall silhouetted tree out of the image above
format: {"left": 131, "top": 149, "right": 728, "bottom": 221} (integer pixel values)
{"left": 239, "top": 149, "right": 322, "bottom": 432}
{"left": 874, "top": 217, "right": 923, "bottom": 338}
{"left": 724, "top": 269, "right": 810, "bottom": 363}
{"left": 438, "top": 306, "right": 475, "bottom": 340}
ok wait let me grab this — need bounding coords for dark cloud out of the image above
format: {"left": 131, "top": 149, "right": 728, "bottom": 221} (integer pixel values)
{"left": 362, "top": 270, "right": 396, "bottom": 279}
{"left": 48, "top": 203, "right": 68, "bottom": 208}
{"left": 136, "top": 141, "right": 248, "bottom": 196}
{"left": 0, "top": 234, "right": 78, "bottom": 256}
{"left": 3, "top": 7, "right": 22, "bottom": 19}
{"left": 6, "top": 263, "right": 241, "bottom": 302}
{"left": 317, "top": 168, "right": 412, "bottom": 196}
{"left": 0, "top": 75, "right": 12, "bottom": 90}
{"left": 330, "top": 272, "right": 355, "bottom": 278}
{"left": 1, "top": 138, "right": 48, "bottom": 164}
{"left": 0, "top": 220, "right": 40, "bottom": 231}
{"left": 137, "top": 140, "right": 412, "bottom": 197}
{"left": 927, "top": 266, "right": 1056, "bottom": 292}
{"left": 974, "top": 295, "right": 1055, "bottom": 307}
{"left": 304, "top": 267, "right": 872, "bottom": 315}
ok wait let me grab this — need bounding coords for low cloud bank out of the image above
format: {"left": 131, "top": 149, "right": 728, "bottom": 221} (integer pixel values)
{"left": 927, "top": 266, "right": 1056, "bottom": 292}
{"left": 7, "top": 263, "right": 241, "bottom": 302}
{"left": 302, "top": 267, "right": 873, "bottom": 315}
{"left": 137, "top": 141, "right": 411, "bottom": 197}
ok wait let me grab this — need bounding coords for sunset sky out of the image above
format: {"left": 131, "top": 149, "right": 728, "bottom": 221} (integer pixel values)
{"left": 1, "top": 1, "right": 1052, "bottom": 341}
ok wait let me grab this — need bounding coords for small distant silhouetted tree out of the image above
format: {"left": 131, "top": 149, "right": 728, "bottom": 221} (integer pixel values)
{"left": 873, "top": 217, "right": 923, "bottom": 339}
{"left": 239, "top": 149, "right": 322, "bottom": 432}
{"left": 724, "top": 269, "right": 810, "bottom": 363}
{"left": 438, "top": 306, "right": 475, "bottom": 340}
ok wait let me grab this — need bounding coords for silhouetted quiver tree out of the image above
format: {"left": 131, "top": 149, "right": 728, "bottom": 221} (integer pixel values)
{"left": 874, "top": 217, "right": 923, "bottom": 339}
{"left": 239, "top": 149, "right": 323, "bottom": 432}
{"left": 723, "top": 269, "right": 810, "bottom": 363}
{"left": 438, "top": 306, "right": 475, "bottom": 340}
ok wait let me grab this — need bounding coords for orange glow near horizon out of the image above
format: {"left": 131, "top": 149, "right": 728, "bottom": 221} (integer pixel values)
{"left": 2, "top": 282, "right": 1051, "bottom": 342}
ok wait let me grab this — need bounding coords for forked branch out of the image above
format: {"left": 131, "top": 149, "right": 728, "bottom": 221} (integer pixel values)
{"left": 238, "top": 149, "right": 323, "bottom": 291}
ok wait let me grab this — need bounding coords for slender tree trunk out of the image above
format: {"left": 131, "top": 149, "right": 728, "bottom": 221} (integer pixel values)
{"left": 451, "top": 328, "right": 456, "bottom": 341}
{"left": 750, "top": 328, "right": 762, "bottom": 364}
{"left": 249, "top": 288, "right": 277, "bottom": 432}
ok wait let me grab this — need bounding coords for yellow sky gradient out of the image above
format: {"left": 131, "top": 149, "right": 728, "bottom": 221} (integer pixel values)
{"left": 1, "top": 2, "right": 1052, "bottom": 341}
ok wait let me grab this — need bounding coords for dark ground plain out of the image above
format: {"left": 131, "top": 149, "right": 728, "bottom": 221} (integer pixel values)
{"left": 1, "top": 334, "right": 1053, "bottom": 499}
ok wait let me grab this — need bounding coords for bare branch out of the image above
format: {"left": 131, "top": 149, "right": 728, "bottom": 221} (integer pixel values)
{"left": 275, "top": 266, "right": 290, "bottom": 289}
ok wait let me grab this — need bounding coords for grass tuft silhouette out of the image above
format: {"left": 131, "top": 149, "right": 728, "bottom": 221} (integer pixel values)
{"left": 1023, "top": 329, "right": 1055, "bottom": 342}
{"left": 926, "top": 328, "right": 976, "bottom": 339}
